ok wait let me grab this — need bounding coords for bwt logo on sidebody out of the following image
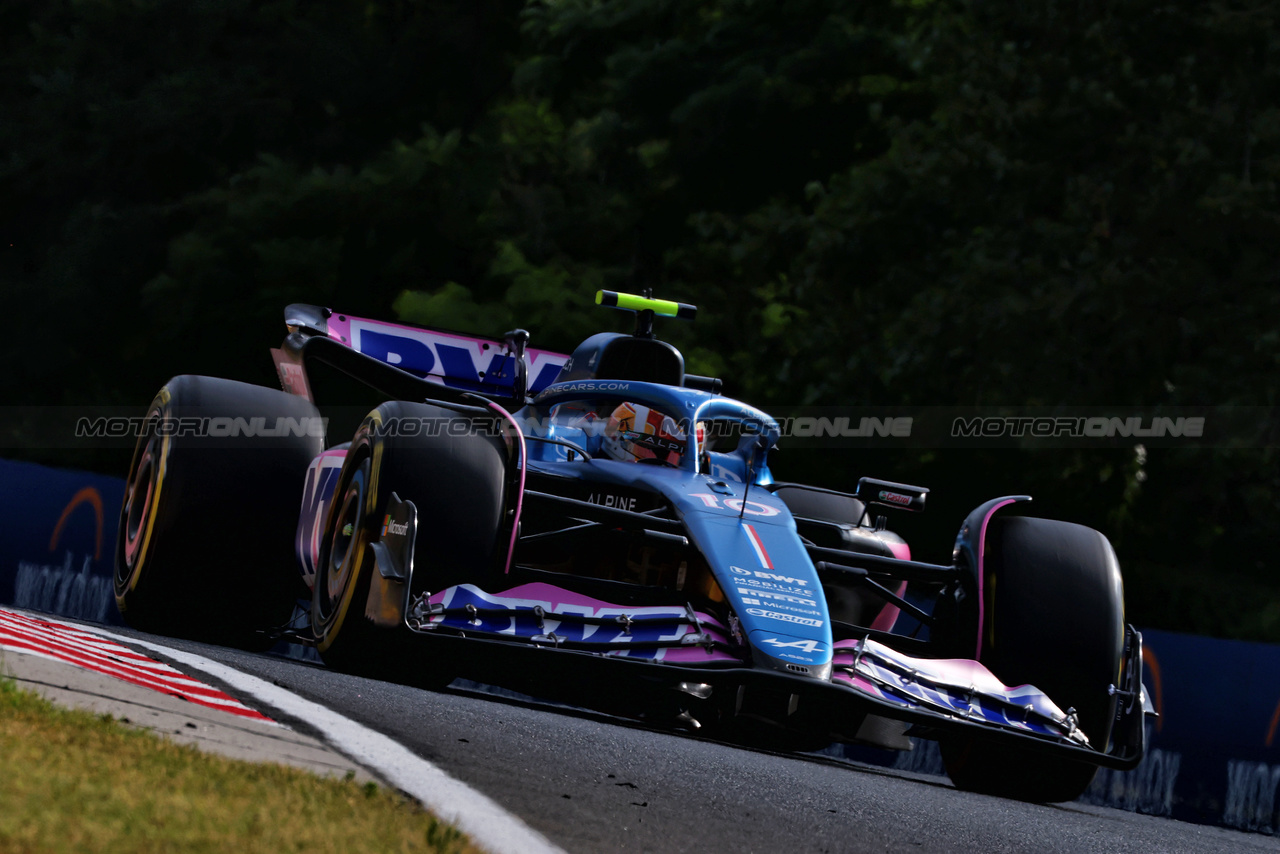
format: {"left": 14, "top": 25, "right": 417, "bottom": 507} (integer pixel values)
{"left": 353, "top": 322, "right": 567, "bottom": 392}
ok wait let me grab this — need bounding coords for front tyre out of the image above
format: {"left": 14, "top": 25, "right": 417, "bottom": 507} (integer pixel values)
{"left": 312, "top": 401, "right": 508, "bottom": 682}
{"left": 940, "top": 516, "right": 1125, "bottom": 803}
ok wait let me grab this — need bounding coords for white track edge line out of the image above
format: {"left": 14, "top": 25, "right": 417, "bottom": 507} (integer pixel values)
{"left": 90, "top": 629, "right": 567, "bottom": 854}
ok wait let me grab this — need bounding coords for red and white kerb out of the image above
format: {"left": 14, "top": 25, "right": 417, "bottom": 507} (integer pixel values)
{"left": 0, "top": 609, "right": 273, "bottom": 722}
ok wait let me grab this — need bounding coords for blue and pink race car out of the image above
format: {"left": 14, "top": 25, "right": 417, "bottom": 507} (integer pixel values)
{"left": 114, "top": 291, "right": 1149, "bottom": 802}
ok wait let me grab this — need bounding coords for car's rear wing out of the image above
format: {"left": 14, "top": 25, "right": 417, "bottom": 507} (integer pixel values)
{"left": 272, "top": 304, "right": 570, "bottom": 406}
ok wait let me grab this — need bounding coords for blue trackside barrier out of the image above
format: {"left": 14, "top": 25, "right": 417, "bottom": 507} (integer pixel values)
{"left": 0, "top": 457, "right": 320, "bottom": 660}
{"left": 0, "top": 458, "right": 126, "bottom": 626}
{"left": 1082, "top": 628, "right": 1280, "bottom": 833}
{"left": 833, "top": 628, "right": 1280, "bottom": 835}
{"left": 2, "top": 459, "right": 1280, "bottom": 833}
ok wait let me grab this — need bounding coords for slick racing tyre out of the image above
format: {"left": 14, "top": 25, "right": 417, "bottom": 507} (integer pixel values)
{"left": 940, "top": 516, "right": 1125, "bottom": 803}
{"left": 312, "top": 401, "right": 508, "bottom": 683}
{"left": 114, "top": 375, "right": 323, "bottom": 648}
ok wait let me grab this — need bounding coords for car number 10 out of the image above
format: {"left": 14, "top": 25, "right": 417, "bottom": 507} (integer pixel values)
{"left": 689, "top": 493, "right": 780, "bottom": 517}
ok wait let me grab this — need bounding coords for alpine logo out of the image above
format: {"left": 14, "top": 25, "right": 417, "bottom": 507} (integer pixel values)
{"left": 587, "top": 493, "right": 638, "bottom": 512}
{"left": 760, "top": 637, "right": 826, "bottom": 655}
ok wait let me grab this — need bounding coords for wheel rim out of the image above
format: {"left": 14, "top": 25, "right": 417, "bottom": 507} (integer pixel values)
{"left": 319, "top": 461, "right": 368, "bottom": 626}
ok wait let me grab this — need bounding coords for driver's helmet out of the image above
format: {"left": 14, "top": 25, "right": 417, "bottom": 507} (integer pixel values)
{"left": 602, "top": 402, "right": 686, "bottom": 466}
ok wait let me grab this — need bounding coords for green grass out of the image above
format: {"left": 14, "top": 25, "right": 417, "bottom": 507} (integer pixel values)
{"left": 0, "top": 678, "right": 479, "bottom": 854}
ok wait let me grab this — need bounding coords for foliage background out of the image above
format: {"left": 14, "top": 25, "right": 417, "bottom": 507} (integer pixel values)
{"left": 2, "top": 0, "right": 1277, "bottom": 640}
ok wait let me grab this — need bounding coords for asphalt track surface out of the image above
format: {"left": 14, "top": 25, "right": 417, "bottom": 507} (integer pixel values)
{"left": 97, "top": 628, "right": 1274, "bottom": 854}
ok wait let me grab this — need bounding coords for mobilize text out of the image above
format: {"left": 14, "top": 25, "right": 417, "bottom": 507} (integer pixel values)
{"left": 729, "top": 566, "right": 811, "bottom": 587}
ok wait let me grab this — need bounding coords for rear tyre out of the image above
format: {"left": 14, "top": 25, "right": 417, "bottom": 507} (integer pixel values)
{"left": 940, "top": 516, "right": 1125, "bottom": 803}
{"left": 114, "top": 375, "right": 323, "bottom": 648}
{"left": 312, "top": 401, "right": 508, "bottom": 684}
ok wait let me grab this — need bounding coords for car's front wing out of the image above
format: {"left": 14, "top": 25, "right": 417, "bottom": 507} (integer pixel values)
{"left": 402, "top": 582, "right": 1146, "bottom": 770}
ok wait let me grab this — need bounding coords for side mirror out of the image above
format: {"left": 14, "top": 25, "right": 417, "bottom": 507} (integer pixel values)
{"left": 854, "top": 477, "right": 929, "bottom": 513}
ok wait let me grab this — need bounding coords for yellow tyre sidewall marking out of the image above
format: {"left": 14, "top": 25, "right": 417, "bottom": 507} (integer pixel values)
{"left": 317, "top": 409, "right": 385, "bottom": 653}
{"left": 120, "top": 386, "right": 173, "bottom": 600}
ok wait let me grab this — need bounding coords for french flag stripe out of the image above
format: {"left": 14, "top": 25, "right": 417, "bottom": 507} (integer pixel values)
{"left": 744, "top": 524, "right": 774, "bottom": 569}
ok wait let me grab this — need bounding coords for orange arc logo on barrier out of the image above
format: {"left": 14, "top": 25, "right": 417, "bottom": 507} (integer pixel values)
{"left": 1144, "top": 643, "right": 1280, "bottom": 747}
{"left": 48, "top": 486, "right": 105, "bottom": 561}
{"left": 1142, "top": 644, "right": 1164, "bottom": 733}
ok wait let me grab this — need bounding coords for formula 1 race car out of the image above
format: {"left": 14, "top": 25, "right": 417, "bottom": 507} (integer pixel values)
{"left": 114, "top": 291, "right": 1148, "bottom": 802}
